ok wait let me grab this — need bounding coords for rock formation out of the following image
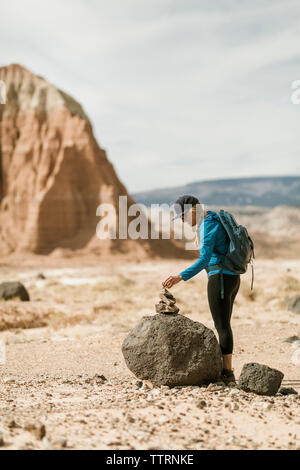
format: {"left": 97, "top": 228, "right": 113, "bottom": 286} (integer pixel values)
{"left": 155, "top": 287, "right": 179, "bottom": 314}
{"left": 238, "top": 363, "right": 284, "bottom": 396}
{"left": 0, "top": 64, "right": 189, "bottom": 258}
{"left": 122, "top": 314, "right": 222, "bottom": 387}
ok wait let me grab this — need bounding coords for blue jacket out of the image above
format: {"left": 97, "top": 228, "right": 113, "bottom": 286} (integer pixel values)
{"left": 180, "top": 210, "right": 237, "bottom": 281}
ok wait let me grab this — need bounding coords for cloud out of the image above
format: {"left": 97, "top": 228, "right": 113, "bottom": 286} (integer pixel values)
{"left": 1, "top": 0, "right": 299, "bottom": 192}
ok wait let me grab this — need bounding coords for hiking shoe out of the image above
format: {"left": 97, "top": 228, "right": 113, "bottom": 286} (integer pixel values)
{"left": 221, "top": 368, "right": 236, "bottom": 385}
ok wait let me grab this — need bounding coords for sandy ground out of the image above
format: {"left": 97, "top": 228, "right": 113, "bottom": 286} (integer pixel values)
{"left": 0, "top": 255, "right": 299, "bottom": 450}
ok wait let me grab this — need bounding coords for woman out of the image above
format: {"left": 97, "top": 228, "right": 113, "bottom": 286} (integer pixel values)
{"left": 163, "top": 195, "right": 240, "bottom": 384}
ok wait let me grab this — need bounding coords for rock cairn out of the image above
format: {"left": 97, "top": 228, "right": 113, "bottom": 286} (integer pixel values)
{"left": 155, "top": 287, "right": 179, "bottom": 315}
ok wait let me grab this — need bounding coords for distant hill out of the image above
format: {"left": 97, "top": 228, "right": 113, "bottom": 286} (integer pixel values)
{"left": 133, "top": 176, "right": 300, "bottom": 207}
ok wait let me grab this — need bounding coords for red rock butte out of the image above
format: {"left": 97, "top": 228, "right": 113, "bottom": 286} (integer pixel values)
{"left": 0, "top": 64, "right": 189, "bottom": 259}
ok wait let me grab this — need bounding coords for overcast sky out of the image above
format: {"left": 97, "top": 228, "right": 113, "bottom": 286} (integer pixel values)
{"left": 1, "top": 0, "right": 299, "bottom": 192}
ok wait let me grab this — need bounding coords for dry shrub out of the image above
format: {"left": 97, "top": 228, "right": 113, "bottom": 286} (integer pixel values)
{"left": 279, "top": 275, "right": 300, "bottom": 293}
{"left": 0, "top": 304, "right": 96, "bottom": 332}
{"left": 0, "top": 305, "right": 51, "bottom": 331}
{"left": 47, "top": 310, "right": 96, "bottom": 330}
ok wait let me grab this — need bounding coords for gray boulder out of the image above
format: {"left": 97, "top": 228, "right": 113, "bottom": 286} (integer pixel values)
{"left": 238, "top": 363, "right": 284, "bottom": 396}
{"left": 286, "top": 295, "right": 300, "bottom": 314}
{"left": 0, "top": 282, "right": 30, "bottom": 301}
{"left": 122, "top": 314, "right": 222, "bottom": 387}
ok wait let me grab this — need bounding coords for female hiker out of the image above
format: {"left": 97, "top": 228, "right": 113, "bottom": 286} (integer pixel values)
{"left": 162, "top": 195, "right": 241, "bottom": 384}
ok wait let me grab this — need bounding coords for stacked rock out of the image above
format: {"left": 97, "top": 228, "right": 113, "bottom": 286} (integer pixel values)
{"left": 155, "top": 287, "right": 179, "bottom": 315}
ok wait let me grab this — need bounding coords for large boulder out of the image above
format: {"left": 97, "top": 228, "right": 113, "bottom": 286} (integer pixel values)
{"left": 122, "top": 314, "right": 222, "bottom": 387}
{"left": 0, "top": 282, "right": 30, "bottom": 301}
{"left": 238, "top": 363, "right": 284, "bottom": 396}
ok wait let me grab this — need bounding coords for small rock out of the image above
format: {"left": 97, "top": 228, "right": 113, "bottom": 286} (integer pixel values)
{"left": 0, "top": 432, "right": 5, "bottom": 447}
{"left": 36, "top": 424, "right": 46, "bottom": 440}
{"left": 136, "top": 380, "right": 143, "bottom": 388}
{"left": 126, "top": 414, "right": 135, "bottom": 423}
{"left": 196, "top": 399, "right": 207, "bottom": 409}
{"left": 8, "top": 419, "right": 19, "bottom": 429}
{"left": 284, "top": 336, "right": 300, "bottom": 343}
{"left": 94, "top": 374, "right": 107, "bottom": 384}
{"left": 0, "top": 281, "right": 30, "bottom": 301}
{"left": 157, "top": 416, "right": 169, "bottom": 425}
{"left": 238, "top": 363, "right": 284, "bottom": 396}
{"left": 207, "top": 384, "right": 223, "bottom": 391}
{"left": 226, "top": 436, "right": 241, "bottom": 446}
{"left": 286, "top": 295, "right": 300, "bottom": 314}
{"left": 24, "top": 423, "right": 46, "bottom": 440}
{"left": 159, "top": 293, "right": 176, "bottom": 306}
{"left": 160, "top": 288, "right": 176, "bottom": 301}
{"left": 142, "top": 380, "right": 154, "bottom": 389}
{"left": 261, "top": 402, "right": 272, "bottom": 410}
{"left": 85, "top": 374, "right": 107, "bottom": 384}
{"left": 53, "top": 438, "right": 68, "bottom": 448}
{"left": 37, "top": 273, "right": 46, "bottom": 280}
{"left": 155, "top": 301, "right": 179, "bottom": 314}
{"left": 279, "top": 387, "right": 298, "bottom": 396}
{"left": 230, "top": 402, "right": 239, "bottom": 411}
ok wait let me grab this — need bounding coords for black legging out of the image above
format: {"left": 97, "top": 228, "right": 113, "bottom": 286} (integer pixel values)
{"left": 207, "top": 273, "right": 240, "bottom": 355}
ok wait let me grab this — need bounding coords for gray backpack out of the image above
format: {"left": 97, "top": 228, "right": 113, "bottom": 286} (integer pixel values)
{"left": 206, "top": 209, "right": 255, "bottom": 299}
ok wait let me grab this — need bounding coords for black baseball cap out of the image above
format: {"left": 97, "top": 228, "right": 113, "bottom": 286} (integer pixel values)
{"left": 172, "top": 195, "right": 200, "bottom": 220}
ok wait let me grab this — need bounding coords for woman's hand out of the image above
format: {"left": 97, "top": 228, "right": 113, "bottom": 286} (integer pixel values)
{"left": 162, "top": 275, "right": 183, "bottom": 289}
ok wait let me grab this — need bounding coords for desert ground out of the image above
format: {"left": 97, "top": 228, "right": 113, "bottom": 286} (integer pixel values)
{"left": 0, "top": 253, "right": 299, "bottom": 451}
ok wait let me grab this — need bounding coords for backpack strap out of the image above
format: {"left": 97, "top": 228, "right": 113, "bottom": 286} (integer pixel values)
{"left": 220, "top": 269, "right": 224, "bottom": 300}
{"left": 249, "top": 242, "right": 255, "bottom": 290}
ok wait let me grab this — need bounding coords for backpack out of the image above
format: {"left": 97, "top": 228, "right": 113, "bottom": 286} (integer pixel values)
{"left": 206, "top": 209, "right": 255, "bottom": 299}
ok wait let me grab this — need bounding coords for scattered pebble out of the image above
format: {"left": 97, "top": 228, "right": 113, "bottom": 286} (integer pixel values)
{"left": 196, "top": 400, "right": 207, "bottom": 409}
